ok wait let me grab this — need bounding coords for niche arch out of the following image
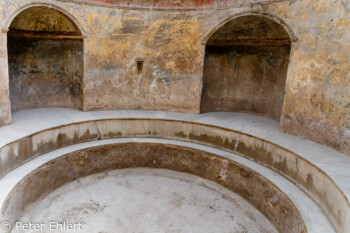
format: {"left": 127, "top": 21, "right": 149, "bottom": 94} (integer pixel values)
{"left": 200, "top": 12, "right": 296, "bottom": 122}
{"left": 6, "top": 5, "right": 85, "bottom": 112}
{"left": 2, "top": 2, "right": 87, "bottom": 36}
{"left": 202, "top": 11, "right": 298, "bottom": 45}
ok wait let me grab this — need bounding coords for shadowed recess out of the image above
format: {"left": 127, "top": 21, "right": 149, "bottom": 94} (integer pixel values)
{"left": 7, "top": 7, "right": 84, "bottom": 112}
{"left": 201, "top": 15, "right": 291, "bottom": 122}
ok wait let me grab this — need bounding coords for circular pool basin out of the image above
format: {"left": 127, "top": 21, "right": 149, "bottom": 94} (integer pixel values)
{"left": 13, "top": 168, "right": 278, "bottom": 233}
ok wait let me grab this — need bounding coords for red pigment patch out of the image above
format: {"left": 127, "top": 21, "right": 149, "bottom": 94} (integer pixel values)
{"left": 77, "top": 0, "right": 268, "bottom": 8}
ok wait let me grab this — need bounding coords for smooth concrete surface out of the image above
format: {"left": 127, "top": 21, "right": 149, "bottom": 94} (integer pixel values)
{"left": 0, "top": 138, "right": 335, "bottom": 233}
{"left": 13, "top": 168, "right": 278, "bottom": 233}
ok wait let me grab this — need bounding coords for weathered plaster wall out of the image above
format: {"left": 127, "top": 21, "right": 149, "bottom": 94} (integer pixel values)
{"left": 272, "top": 1, "right": 350, "bottom": 156}
{"left": 6, "top": 6, "right": 84, "bottom": 111}
{"left": 201, "top": 45, "right": 291, "bottom": 121}
{"left": 0, "top": 32, "right": 11, "bottom": 125}
{"left": 0, "top": 0, "right": 349, "bottom": 155}
{"left": 201, "top": 1, "right": 350, "bottom": 155}
{"left": 8, "top": 37, "right": 84, "bottom": 111}
{"left": 0, "top": 0, "right": 11, "bottom": 125}
{"left": 82, "top": 10, "right": 203, "bottom": 112}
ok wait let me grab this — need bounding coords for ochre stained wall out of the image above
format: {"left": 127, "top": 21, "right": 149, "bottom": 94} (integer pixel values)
{"left": 83, "top": 11, "right": 203, "bottom": 112}
{"left": 274, "top": 1, "right": 350, "bottom": 156}
{"left": 201, "top": 45, "right": 291, "bottom": 121}
{"left": 0, "top": 0, "right": 349, "bottom": 155}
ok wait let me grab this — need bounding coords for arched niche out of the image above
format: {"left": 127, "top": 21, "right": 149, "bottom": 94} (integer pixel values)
{"left": 7, "top": 6, "right": 84, "bottom": 112}
{"left": 200, "top": 14, "right": 293, "bottom": 122}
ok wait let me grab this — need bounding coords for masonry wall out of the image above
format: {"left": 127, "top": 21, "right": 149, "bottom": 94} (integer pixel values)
{"left": 8, "top": 37, "right": 83, "bottom": 111}
{"left": 82, "top": 10, "right": 203, "bottom": 112}
{"left": 0, "top": 32, "right": 11, "bottom": 125}
{"left": 201, "top": 45, "right": 291, "bottom": 121}
{"left": 274, "top": 1, "right": 350, "bottom": 156}
{"left": 0, "top": 0, "right": 349, "bottom": 155}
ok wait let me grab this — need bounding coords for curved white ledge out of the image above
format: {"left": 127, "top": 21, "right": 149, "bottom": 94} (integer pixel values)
{"left": 0, "top": 138, "right": 334, "bottom": 233}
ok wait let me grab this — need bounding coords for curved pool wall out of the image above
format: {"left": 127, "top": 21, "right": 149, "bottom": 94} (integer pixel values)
{"left": 0, "top": 109, "right": 349, "bottom": 233}
{"left": 2, "top": 143, "right": 306, "bottom": 233}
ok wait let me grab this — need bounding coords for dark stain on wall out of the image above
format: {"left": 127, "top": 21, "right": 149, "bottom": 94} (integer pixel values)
{"left": 201, "top": 45, "right": 291, "bottom": 121}
{"left": 7, "top": 36, "right": 84, "bottom": 111}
